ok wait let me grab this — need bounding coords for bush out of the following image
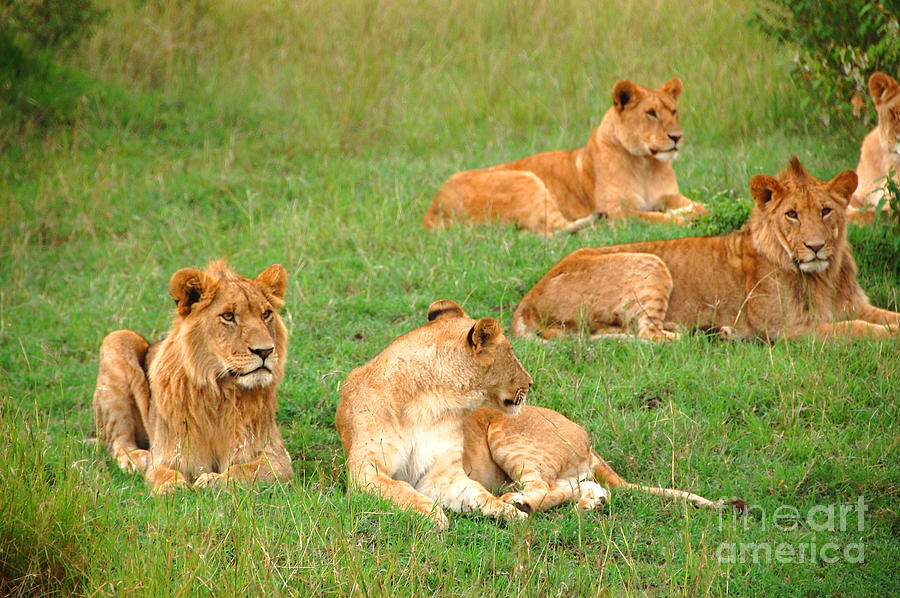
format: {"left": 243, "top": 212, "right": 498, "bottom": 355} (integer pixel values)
{"left": 754, "top": 1, "right": 900, "bottom": 126}
{"left": 0, "top": 0, "right": 107, "bottom": 132}
{"left": 875, "top": 170, "right": 900, "bottom": 228}
{"left": 848, "top": 172, "right": 900, "bottom": 308}
{"left": 690, "top": 190, "right": 753, "bottom": 236}
{"left": 0, "top": 0, "right": 104, "bottom": 49}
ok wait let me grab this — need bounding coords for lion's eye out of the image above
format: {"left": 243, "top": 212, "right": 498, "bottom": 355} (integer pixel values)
{"left": 786, "top": 210, "right": 798, "bottom": 220}
{"left": 647, "top": 110, "right": 658, "bottom": 119}
{"left": 262, "top": 309, "right": 273, "bottom": 321}
{"left": 821, "top": 207, "right": 832, "bottom": 217}
{"left": 221, "top": 312, "right": 235, "bottom": 322}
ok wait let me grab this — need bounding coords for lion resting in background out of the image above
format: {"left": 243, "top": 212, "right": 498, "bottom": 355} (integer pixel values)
{"left": 850, "top": 72, "right": 900, "bottom": 223}
{"left": 464, "top": 406, "right": 737, "bottom": 513}
{"left": 93, "top": 260, "right": 293, "bottom": 493}
{"left": 336, "top": 300, "right": 533, "bottom": 529}
{"left": 422, "top": 78, "right": 706, "bottom": 235}
{"left": 512, "top": 157, "right": 900, "bottom": 341}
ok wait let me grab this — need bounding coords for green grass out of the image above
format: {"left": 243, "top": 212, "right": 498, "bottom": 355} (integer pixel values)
{"left": 2, "top": 0, "right": 899, "bottom": 596}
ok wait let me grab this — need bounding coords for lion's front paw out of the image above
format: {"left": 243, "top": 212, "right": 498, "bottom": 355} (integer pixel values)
{"left": 428, "top": 506, "right": 449, "bottom": 530}
{"left": 152, "top": 478, "right": 189, "bottom": 495}
{"left": 689, "top": 201, "right": 708, "bottom": 217}
{"left": 716, "top": 326, "right": 737, "bottom": 340}
{"left": 654, "top": 329, "right": 681, "bottom": 342}
{"left": 500, "top": 491, "right": 532, "bottom": 514}
{"left": 639, "top": 327, "right": 680, "bottom": 342}
{"left": 494, "top": 499, "right": 529, "bottom": 521}
{"left": 667, "top": 201, "right": 707, "bottom": 223}
{"left": 667, "top": 211, "right": 688, "bottom": 226}
{"left": 194, "top": 472, "right": 228, "bottom": 489}
{"left": 116, "top": 448, "right": 150, "bottom": 473}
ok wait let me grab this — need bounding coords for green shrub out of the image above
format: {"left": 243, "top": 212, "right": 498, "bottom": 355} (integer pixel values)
{"left": 874, "top": 170, "right": 900, "bottom": 228}
{"left": 848, "top": 171, "right": 900, "bottom": 305}
{"left": 0, "top": 0, "right": 108, "bottom": 132}
{"left": 754, "top": 1, "right": 900, "bottom": 125}
{"left": 690, "top": 190, "right": 753, "bottom": 236}
{"left": 1, "top": 0, "right": 104, "bottom": 49}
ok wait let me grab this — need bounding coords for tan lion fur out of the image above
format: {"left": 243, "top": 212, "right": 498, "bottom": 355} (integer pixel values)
{"left": 93, "top": 260, "right": 293, "bottom": 493}
{"left": 336, "top": 300, "right": 533, "bottom": 529}
{"left": 463, "top": 406, "right": 735, "bottom": 513}
{"left": 850, "top": 72, "right": 900, "bottom": 223}
{"left": 422, "top": 78, "right": 707, "bottom": 235}
{"left": 512, "top": 157, "right": 900, "bottom": 341}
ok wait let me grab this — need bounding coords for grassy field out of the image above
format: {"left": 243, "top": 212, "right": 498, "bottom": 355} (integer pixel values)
{"left": 2, "top": 0, "right": 899, "bottom": 595}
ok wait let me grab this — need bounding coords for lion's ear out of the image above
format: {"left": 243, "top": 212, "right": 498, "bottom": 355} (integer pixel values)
{"left": 661, "top": 77, "right": 682, "bottom": 100}
{"left": 427, "top": 299, "right": 467, "bottom": 322}
{"left": 827, "top": 170, "right": 858, "bottom": 207}
{"left": 256, "top": 264, "right": 287, "bottom": 300}
{"left": 749, "top": 174, "right": 782, "bottom": 209}
{"left": 869, "top": 72, "right": 899, "bottom": 106}
{"left": 613, "top": 80, "right": 641, "bottom": 112}
{"left": 468, "top": 317, "right": 502, "bottom": 359}
{"left": 170, "top": 268, "right": 216, "bottom": 317}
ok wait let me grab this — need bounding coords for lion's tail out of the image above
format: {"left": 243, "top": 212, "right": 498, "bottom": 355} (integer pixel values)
{"left": 589, "top": 449, "right": 737, "bottom": 509}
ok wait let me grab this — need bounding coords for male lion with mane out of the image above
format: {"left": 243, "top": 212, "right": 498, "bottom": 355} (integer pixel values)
{"left": 422, "top": 78, "right": 706, "bottom": 235}
{"left": 850, "top": 72, "right": 900, "bottom": 223}
{"left": 93, "top": 260, "right": 293, "bottom": 493}
{"left": 512, "top": 158, "right": 900, "bottom": 341}
{"left": 336, "top": 300, "right": 532, "bottom": 529}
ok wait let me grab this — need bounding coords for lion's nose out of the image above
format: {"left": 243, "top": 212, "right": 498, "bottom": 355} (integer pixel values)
{"left": 668, "top": 133, "right": 682, "bottom": 144}
{"left": 805, "top": 241, "right": 824, "bottom": 253}
{"left": 250, "top": 346, "right": 274, "bottom": 360}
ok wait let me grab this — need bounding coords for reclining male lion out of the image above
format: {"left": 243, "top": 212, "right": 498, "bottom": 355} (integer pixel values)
{"left": 336, "top": 300, "right": 533, "bottom": 529}
{"left": 423, "top": 78, "right": 706, "bottom": 235}
{"left": 512, "top": 157, "right": 900, "bottom": 341}
{"left": 93, "top": 260, "right": 294, "bottom": 493}
{"left": 849, "top": 72, "right": 900, "bottom": 223}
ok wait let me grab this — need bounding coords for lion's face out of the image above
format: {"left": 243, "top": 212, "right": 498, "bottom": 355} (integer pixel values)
{"left": 467, "top": 317, "right": 533, "bottom": 416}
{"left": 169, "top": 261, "right": 288, "bottom": 391}
{"left": 427, "top": 300, "right": 533, "bottom": 416}
{"left": 749, "top": 158, "right": 857, "bottom": 274}
{"left": 481, "top": 337, "right": 532, "bottom": 416}
{"left": 869, "top": 73, "right": 900, "bottom": 161}
{"left": 610, "top": 78, "right": 684, "bottom": 162}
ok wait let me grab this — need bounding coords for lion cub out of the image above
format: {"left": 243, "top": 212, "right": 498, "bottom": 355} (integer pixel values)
{"left": 512, "top": 157, "right": 900, "bottom": 341}
{"left": 336, "top": 300, "right": 533, "bottom": 529}
{"left": 464, "top": 406, "right": 729, "bottom": 513}
{"left": 850, "top": 72, "right": 900, "bottom": 223}
{"left": 423, "top": 78, "right": 706, "bottom": 235}
{"left": 93, "top": 260, "right": 294, "bottom": 493}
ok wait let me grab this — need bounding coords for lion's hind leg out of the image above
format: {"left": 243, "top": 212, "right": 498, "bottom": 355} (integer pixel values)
{"left": 93, "top": 330, "right": 152, "bottom": 474}
{"left": 512, "top": 251, "right": 675, "bottom": 341}
{"left": 499, "top": 468, "right": 608, "bottom": 513}
{"left": 490, "top": 435, "right": 599, "bottom": 513}
{"left": 499, "top": 473, "right": 577, "bottom": 514}
{"left": 572, "top": 480, "right": 610, "bottom": 511}
{"left": 427, "top": 169, "right": 593, "bottom": 235}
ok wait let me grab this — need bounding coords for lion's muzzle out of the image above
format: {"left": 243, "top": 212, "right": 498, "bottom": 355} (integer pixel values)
{"left": 503, "top": 387, "right": 528, "bottom": 411}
